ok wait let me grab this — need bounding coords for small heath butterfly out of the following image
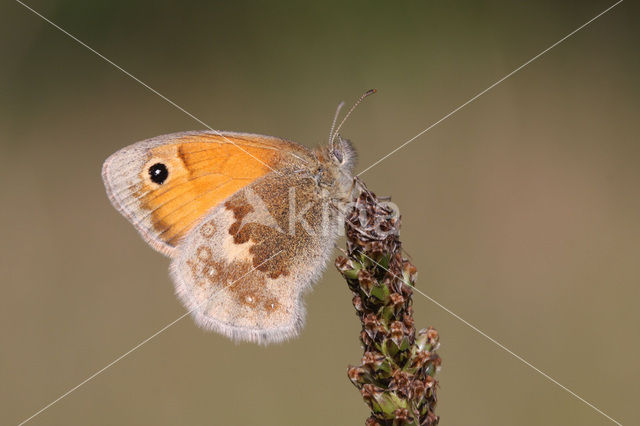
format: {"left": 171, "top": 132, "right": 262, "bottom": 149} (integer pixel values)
{"left": 102, "top": 91, "right": 374, "bottom": 344}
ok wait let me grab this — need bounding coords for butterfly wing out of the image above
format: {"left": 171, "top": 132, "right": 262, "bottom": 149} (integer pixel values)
{"left": 102, "top": 131, "right": 311, "bottom": 257}
{"left": 170, "top": 169, "right": 341, "bottom": 344}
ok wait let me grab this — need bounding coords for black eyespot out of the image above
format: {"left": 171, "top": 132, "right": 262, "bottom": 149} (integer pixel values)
{"left": 148, "top": 163, "right": 168, "bottom": 185}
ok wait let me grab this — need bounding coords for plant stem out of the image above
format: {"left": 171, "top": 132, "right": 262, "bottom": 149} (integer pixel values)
{"left": 336, "top": 181, "right": 441, "bottom": 425}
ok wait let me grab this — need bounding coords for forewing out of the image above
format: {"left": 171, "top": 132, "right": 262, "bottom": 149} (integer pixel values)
{"left": 102, "top": 131, "right": 310, "bottom": 256}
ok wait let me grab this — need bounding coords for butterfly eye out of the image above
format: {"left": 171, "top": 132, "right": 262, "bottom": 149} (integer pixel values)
{"left": 329, "top": 147, "right": 341, "bottom": 163}
{"left": 148, "top": 163, "right": 169, "bottom": 185}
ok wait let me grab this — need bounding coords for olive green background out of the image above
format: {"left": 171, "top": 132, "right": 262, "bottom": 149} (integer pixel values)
{"left": 1, "top": 1, "right": 638, "bottom": 425}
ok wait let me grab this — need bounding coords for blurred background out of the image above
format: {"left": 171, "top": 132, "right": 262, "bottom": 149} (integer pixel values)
{"left": 1, "top": 1, "right": 638, "bottom": 425}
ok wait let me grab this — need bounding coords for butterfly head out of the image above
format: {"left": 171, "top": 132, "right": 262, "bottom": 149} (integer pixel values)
{"left": 308, "top": 135, "right": 357, "bottom": 204}
{"left": 329, "top": 134, "right": 357, "bottom": 171}
{"left": 321, "top": 88, "right": 375, "bottom": 192}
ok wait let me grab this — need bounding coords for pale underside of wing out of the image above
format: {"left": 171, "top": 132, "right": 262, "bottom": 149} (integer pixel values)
{"left": 170, "top": 171, "right": 342, "bottom": 344}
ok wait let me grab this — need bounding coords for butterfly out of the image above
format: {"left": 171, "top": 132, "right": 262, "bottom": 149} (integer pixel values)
{"left": 102, "top": 92, "right": 374, "bottom": 344}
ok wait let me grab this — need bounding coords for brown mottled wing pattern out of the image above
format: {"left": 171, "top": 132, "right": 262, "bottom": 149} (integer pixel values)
{"left": 171, "top": 170, "right": 341, "bottom": 344}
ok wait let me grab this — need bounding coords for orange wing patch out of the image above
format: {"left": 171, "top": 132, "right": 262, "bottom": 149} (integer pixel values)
{"left": 138, "top": 136, "right": 279, "bottom": 246}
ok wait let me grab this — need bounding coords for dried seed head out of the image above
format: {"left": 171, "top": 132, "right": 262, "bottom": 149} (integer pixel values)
{"left": 411, "top": 350, "right": 430, "bottom": 369}
{"left": 427, "top": 327, "right": 439, "bottom": 343}
{"left": 394, "top": 408, "right": 410, "bottom": 422}
{"left": 363, "top": 313, "right": 383, "bottom": 339}
{"left": 426, "top": 411, "right": 439, "bottom": 425}
{"left": 391, "top": 370, "right": 410, "bottom": 395}
{"left": 365, "top": 417, "right": 382, "bottom": 426}
{"left": 352, "top": 295, "right": 363, "bottom": 312}
{"left": 337, "top": 181, "right": 440, "bottom": 424}
{"left": 335, "top": 256, "right": 350, "bottom": 272}
{"left": 361, "top": 383, "right": 381, "bottom": 402}
{"left": 404, "top": 262, "right": 417, "bottom": 280}
{"left": 402, "top": 312, "right": 414, "bottom": 329}
{"left": 360, "top": 330, "right": 373, "bottom": 346}
{"left": 361, "top": 351, "right": 384, "bottom": 370}
{"left": 347, "top": 366, "right": 367, "bottom": 385}
{"left": 390, "top": 320, "right": 406, "bottom": 346}
{"left": 358, "top": 269, "right": 376, "bottom": 295}
{"left": 424, "top": 375, "right": 436, "bottom": 389}
{"left": 390, "top": 292, "right": 404, "bottom": 308}
{"left": 411, "top": 379, "right": 426, "bottom": 400}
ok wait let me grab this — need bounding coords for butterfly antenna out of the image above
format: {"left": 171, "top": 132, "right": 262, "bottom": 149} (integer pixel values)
{"left": 329, "top": 101, "right": 345, "bottom": 148}
{"left": 330, "top": 89, "right": 377, "bottom": 147}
